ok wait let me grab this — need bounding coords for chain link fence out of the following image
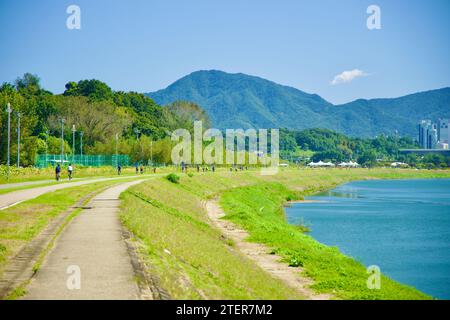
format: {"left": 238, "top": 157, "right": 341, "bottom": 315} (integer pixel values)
{"left": 35, "top": 154, "right": 130, "bottom": 168}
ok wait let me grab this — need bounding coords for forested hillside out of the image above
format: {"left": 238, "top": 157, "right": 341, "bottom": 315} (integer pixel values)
{"left": 147, "top": 70, "right": 450, "bottom": 137}
{"left": 0, "top": 73, "right": 200, "bottom": 166}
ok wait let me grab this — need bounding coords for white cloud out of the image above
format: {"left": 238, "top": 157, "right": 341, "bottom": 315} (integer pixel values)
{"left": 331, "top": 69, "right": 368, "bottom": 85}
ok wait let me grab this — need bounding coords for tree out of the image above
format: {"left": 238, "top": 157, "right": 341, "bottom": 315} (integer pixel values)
{"left": 167, "top": 100, "right": 212, "bottom": 130}
{"left": 15, "top": 73, "right": 41, "bottom": 92}
{"left": 64, "top": 79, "right": 113, "bottom": 101}
{"left": 358, "top": 150, "right": 377, "bottom": 167}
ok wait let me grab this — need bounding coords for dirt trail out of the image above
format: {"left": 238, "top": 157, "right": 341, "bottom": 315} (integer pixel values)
{"left": 205, "top": 200, "right": 332, "bottom": 300}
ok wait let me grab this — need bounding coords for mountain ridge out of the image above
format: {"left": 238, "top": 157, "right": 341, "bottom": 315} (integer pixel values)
{"left": 146, "top": 70, "right": 450, "bottom": 137}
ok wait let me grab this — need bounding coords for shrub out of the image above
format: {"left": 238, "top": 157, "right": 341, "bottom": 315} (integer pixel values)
{"left": 166, "top": 173, "right": 180, "bottom": 184}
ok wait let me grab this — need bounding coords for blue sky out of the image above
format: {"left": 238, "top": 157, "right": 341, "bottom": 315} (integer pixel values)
{"left": 0, "top": 0, "right": 449, "bottom": 104}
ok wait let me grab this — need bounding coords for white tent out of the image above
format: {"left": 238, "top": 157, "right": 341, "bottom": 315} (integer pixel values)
{"left": 308, "top": 161, "right": 335, "bottom": 167}
{"left": 391, "top": 162, "right": 408, "bottom": 167}
{"left": 338, "top": 161, "right": 359, "bottom": 167}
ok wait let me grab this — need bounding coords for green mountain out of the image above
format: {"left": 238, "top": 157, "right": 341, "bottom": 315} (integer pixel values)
{"left": 147, "top": 70, "right": 450, "bottom": 137}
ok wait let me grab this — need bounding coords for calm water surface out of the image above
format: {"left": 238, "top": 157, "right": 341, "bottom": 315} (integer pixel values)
{"left": 285, "top": 179, "right": 450, "bottom": 299}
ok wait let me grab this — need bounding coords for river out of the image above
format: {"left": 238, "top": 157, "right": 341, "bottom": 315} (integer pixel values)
{"left": 285, "top": 179, "right": 450, "bottom": 299}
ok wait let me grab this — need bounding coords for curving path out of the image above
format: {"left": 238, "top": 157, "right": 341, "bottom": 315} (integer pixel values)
{"left": 0, "top": 175, "right": 154, "bottom": 210}
{"left": 23, "top": 180, "right": 146, "bottom": 300}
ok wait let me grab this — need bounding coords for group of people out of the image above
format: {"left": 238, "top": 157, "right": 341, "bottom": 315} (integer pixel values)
{"left": 55, "top": 162, "right": 248, "bottom": 181}
{"left": 117, "top": 163, "right": 157, "bottom": 175}
{"left": 55, "top": 163, "right": 73, "bottom": 181}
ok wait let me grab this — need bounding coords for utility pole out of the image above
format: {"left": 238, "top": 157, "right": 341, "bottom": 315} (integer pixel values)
{"left": 16, "top": 112, "right": 21, "bottom": 167}
{"left": 6, "top": 103, "right": 12, "bottom": 181}
{"left": 72, "top": 124, "right": 76, "bottom": 163}
{"left": 60, "top": 118, "right": 65, "bottom": 165}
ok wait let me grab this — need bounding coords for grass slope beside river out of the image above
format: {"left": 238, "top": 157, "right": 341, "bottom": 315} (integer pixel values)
{"left": 120, "top": 168, "right": 450, "bottom": 299}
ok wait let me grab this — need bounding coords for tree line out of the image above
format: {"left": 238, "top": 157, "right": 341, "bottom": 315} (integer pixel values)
{"left": 0, "top": 73, "right": 209, "bottom": 166}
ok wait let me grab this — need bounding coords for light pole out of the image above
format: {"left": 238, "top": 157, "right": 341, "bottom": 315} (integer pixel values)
{"left": 150, "top": 140, "right": 153, "bottom": 165}
{"left": 6, "top": 103, "right": 12, "bottom": 181}
{"left": 72, "top": 124, "right": 76, "bottom": 163}
{"left": 16, "top": 112, "right": 21, "bottom": 167}
{"left": 45, "top": 129, "right": 49, "bottom": 167}
{"left": 60, "top": 118, "right": 65, "bottom": 165}
{"left": 134, "top": 128, "right": 140, "bottom": 164}
{"left": 134, "top": 128, "right": 140, "bottom": 140}
{"left": 80, "top": 131, "right": 83, "bottom": 165}
{"left": 115, "top": 133, "right": 119, "bottom": 167}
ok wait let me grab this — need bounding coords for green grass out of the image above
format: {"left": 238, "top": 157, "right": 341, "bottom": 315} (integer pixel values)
{"left": 120, "top": 176, "right": 304, "bottom": 299}
{"left": 0, "top": 178, "right": 137, "bottom": 279}
{"left": 220, "top": 182, "right": 431, "bottom": 300}
{"left": 120, "top": 168, "right": 450, "bottom": 300}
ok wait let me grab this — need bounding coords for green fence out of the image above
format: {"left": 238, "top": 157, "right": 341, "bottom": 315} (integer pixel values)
{"left": 35, "top": 154, "right": 130, "bottom": 168}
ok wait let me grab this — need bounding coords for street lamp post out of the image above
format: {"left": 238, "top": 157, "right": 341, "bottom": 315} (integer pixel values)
{"left": 134, "top": 128, "right": 141, "bottom": 164}
{"left": 45, "top": 129, "right": 49, "bottom": 167}
{"left": 80, "top": 131, "right": 83, "bottom": 165}
{"left": 17, "top": 112, "right": 21, "bottom": 168}
{"left": 134, "top": 128, "right": 140, "bottom": 140}
{"left": 6, "top": 103, "right": 12, "bottom": 181}
{"left": 115, "top": 133, "right": 119, "bottom": 167}
{"left": 60, "top": 118, "right": 65, "bottom": 165}
{"left": 150, "top": 140, "right": 153, "bottom": 165}
{"left": 72, "top": 124, "right": 76, "bottom": 163}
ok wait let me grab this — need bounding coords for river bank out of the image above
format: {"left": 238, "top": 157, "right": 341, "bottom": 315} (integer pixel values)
{"left": 120, "top": 168, "right": 450, "bottom": 299}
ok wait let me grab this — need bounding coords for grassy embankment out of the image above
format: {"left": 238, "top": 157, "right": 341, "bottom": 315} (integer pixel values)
{"left": 0, "top": 178, "right": 140, "bottom": 281}
{"left": 120, "top": 168, "right": 450, "bottom": 299}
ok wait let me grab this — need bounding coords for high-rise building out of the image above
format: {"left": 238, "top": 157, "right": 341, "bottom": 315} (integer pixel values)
{"left": 418, "top": 120, "right": 438, "bottom": 149}
{"left": 438, "top": 118, "right": 450, "bottom": 144}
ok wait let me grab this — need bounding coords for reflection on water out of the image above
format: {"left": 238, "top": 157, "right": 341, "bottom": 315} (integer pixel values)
{"left": 318, "top": 190, "right": 362, "bottom": 199}
{"left": 286, "top": 179, "right": 450, "bottom": 300}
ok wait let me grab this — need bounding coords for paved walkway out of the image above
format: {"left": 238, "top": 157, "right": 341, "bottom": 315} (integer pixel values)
{"left": 0, "top": 175, "right": 153, "bottom": 210}
{"left": 0, "top": 177, "right": 92, "bottom": 190}
{"left": 23, "top": 180, "right": 145, "bottom": 300}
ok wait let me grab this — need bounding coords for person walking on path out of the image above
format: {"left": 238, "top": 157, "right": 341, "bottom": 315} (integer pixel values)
{"left": 140, "top": 165, "right": 144, "bottom": 174}
{"left": 117, "top": 163, "right": 122, "bottom": 175}
{"left": 135, "top": 162, "right": 139, "bottom": 174}
{"left": 68, "top": 163, "right": 73, "bottom": 180}
{"left": 55, "top": 163, "right": 61, "bottom": 181}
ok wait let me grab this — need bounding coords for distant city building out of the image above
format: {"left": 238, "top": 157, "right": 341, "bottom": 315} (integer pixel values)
{"left": 418, "top": 119, "right": 449, "bottom": 149}
{"left": 418, "top": 120, "right": 438, "bottom": 149}
{"left": 437, "top": 118, "right": 450, "bottom": 144}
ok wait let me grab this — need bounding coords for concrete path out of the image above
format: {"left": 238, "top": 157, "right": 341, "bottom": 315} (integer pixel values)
{"left": 23, "top": 180, "right": 145, "bottom": 300}
{"left": 0, "top": 175, "right": 153, "bottom": 210}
